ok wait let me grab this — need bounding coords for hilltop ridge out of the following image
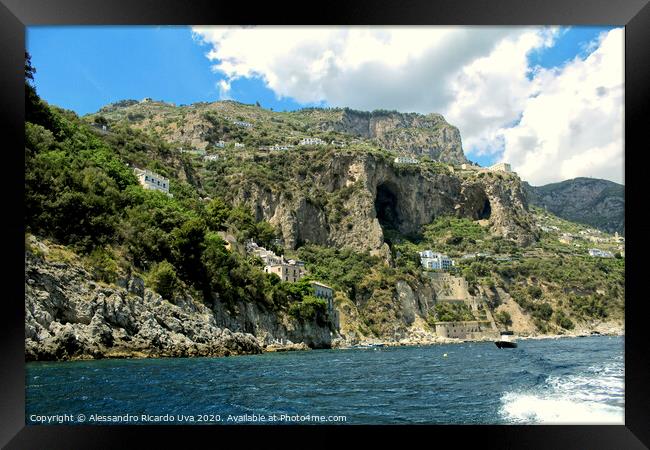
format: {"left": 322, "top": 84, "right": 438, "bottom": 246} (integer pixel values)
{"left": 89, "top": 99, "right": 469, "bottom": 165}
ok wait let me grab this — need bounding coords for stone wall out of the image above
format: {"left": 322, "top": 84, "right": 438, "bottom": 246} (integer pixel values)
{"left": 434, "top": 320, "right": 498, "bottom": 339}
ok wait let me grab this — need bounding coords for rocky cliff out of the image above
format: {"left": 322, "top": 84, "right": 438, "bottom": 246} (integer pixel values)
{"left": 25, "top": 238, "right": 335, "bottom": 361}
{"left": 524, "top": 177, "right": 624, "bottom": 235}
{"left": 312, "top": 109, "right": 468, "bottom": 164}
{"left": 227, "top": 151, "right": 536, "bottom": 253}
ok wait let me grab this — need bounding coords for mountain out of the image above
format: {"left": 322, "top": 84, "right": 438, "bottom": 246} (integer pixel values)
{"left": 24, "top": 92, "right": 624, "bottom": 360}
{"left": 92, "top": 99, "right": 469, "bottom": 164}
{"left": 523, "top": 178, "right": 625, "bottom": 236}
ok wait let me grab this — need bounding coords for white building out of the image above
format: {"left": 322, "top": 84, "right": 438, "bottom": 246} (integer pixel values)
{"left": 394, "top": 156, "right": 419, "bottom": 164}
{"left": 419, "top": 250, "right": 453, "bottom": 270}
{"left": 234, "top": 142, "right": 245, "bottom": 148}
{"left": 460, "top": 163, "right": 479, "bottom": 170}
{"left": 299, "top": 137, "right": 325, "bottom": 146}
{"left": 204, "top": 154, "right": 219, "bottom": 162}
{"left": 489, "top": 162, "right": 512, "bottom": 172}
{"left": 232, "top": 120, "right": 253, "bottom": 128}
{"left": 134, "top": 168, "right": 171, "bottom": 196}
{"left": 589, "top": 248, "right": 614, "bottom": 258}
{"left": 214, "top": 141, "right": 226, "bottom": 148}
{"left": 264, "top": 262, "right": 305, "bottom": 283}
{"left": 270, "top": 144, "right": 294, "bottom": 151}
{"left": 310, "top": 281, "right": 334, "bottom": 313}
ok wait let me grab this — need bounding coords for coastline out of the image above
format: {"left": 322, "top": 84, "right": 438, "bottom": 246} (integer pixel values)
{"left": 26, "top": 328, "right": 624, "bottom": 363}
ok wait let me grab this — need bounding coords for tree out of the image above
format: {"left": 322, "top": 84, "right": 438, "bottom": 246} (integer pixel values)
{"left": 205, "top": 198, "right": 230, "bottom": 231}
{"left": 25, "top": 52, "right": 58, "bottom": 132}
{"left": 170, "top": 218, "right": 207, "bottom": 283}
{"left": 94, "top": 115, "right": 108, "bottom": 126}
{"left": 25, "top": 51, "right": 35, "bottom": 82}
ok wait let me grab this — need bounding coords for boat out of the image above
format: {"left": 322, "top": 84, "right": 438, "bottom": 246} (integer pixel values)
{"left": 495, "top": 330, "right": 518, "bottom": 349}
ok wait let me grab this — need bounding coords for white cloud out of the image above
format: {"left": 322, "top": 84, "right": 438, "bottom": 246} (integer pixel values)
{"left": 499, "top": 28, "right": 624, "bottom": 185}
{"left": 192, "top": 26, "right": 623, "bottom": 185}
{"left": 191, "top": 26, "right": 550, "bottom": 115}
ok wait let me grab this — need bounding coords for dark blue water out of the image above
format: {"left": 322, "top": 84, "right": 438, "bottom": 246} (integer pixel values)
{"left": 26, "top": 336, "right": 624, "bottom": 425}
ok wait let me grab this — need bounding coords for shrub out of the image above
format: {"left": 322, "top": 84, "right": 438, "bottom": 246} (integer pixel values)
{"left": 146, "top": 260, "right": 179, "bottom": 300}
{"left": 554, "top": 310, "right": 575, "bottom": 330}
{"left": 495, "top": 310, "right": 512, "bottom": 326}
{"left": 532, "top": 302, "right": 553, "bottom": 321}
{"left": 527, "top": 285, "right": 543, "bottom": 299}
{"left": 85, "top": 247, "right": 120, "bottom": 283}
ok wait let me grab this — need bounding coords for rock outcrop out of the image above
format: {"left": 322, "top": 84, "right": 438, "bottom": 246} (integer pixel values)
{"left": 315, "top": 108, "right": 468, "bottom": 164}
{"left": 24, "top": 240, "right": 334, "bottom": 361}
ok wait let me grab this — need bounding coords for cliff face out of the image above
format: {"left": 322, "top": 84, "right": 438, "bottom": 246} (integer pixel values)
{"left": 232, "top": 153, "right": 536, "bottom": 253}
{"left": 315, "top": 109, "right": 468, "bottom": 164}
{"left": 524, "top": 177, "right": 624, "bottom": 235}
{"left": 25, "top": 239, "right": 335, "bottom": 361}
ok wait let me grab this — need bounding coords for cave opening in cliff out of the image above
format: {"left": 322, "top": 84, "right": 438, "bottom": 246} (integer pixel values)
{"left": 478, "top": 198, "right": 492, "bottom": 220}
{"left": 375, "top": 183, "right": 401, "bottom": 231}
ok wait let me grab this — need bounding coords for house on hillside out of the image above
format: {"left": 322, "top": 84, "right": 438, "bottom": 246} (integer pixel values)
{"left": 299, "top": 137, "right": 325, "bottom": 146}
{"left": 134, "top": 167, "right": 172, "bottom": 197}
{"left": 419, "top": 250, "right": 453, "bottom": 270}
{"left": 588, "top": 248, "right": 614, "bottom": 258}
{"left": 394, "top": 156, "right": 419, "bottom": 164}
{"left": 310, "top": 281, "right": 334, "bottom": 314}
{"left": 264, "top": 263, "right": 305, "bottom": 283}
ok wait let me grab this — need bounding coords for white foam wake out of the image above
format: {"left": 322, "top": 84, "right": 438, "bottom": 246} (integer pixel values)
{"left": 500, "top": 362, "right": 624, "bottom": 424}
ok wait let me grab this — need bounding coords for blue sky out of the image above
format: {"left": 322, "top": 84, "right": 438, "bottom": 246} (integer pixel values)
{"left": 26, "top": 26, "right": 622, "bottom": 183}
{"left": 26, "top": 26, "right": 318, "bottom": 115}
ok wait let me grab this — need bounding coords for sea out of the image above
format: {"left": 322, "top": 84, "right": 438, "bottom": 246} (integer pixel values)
{"left": 25, "top": 335, "right": 624, "bottom": 425}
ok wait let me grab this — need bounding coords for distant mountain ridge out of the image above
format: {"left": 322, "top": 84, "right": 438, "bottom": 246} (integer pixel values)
{"left": 524, "top": 177, "right": 624, "bottom": 235}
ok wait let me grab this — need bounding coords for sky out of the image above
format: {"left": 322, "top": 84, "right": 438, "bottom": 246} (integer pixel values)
{"left": 26, "top": 25, "right": 624, "bottom": 186}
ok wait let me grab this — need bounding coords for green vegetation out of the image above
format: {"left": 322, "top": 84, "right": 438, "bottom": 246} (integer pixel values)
{"left": 145, "top": 260, "right": 180, "bottom": 300}
{"left": 432, "top": 303, "right": 475, "bottom": 322}
{"left": 495, "top": 310, "right": 512, "bottom": 327}
{"left": 288, "top": 295, "right": 328, "bottom": 324}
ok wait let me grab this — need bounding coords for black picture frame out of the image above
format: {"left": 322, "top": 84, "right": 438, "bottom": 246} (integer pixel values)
{"left": 1, "top": 0, "right": 648, "bottom": 447}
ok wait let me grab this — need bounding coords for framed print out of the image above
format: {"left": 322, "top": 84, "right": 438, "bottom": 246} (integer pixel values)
{"left": 1, "top": 0, "right": 649, "bottom": 447}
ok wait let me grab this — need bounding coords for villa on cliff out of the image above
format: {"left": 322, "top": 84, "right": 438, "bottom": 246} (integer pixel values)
{"left": 488, "top": 162, "right": 512, "bottom": 172}
{"left": 419, "top": 250, "right": 454, "bottom": 270}
{"left": 394, "top": 156, "right": 419, "bottom": 164}
{"left": 310, "top": 281, "right": 334, "bottom": 314}
{"left": 264, "top": 261, "right": 306, "bottom": 282}
{"left": 246, "top": 241, "right": 307, "bottom": 282}
{"left": 460, "top": 162, "right": 512, "bottom": 173}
